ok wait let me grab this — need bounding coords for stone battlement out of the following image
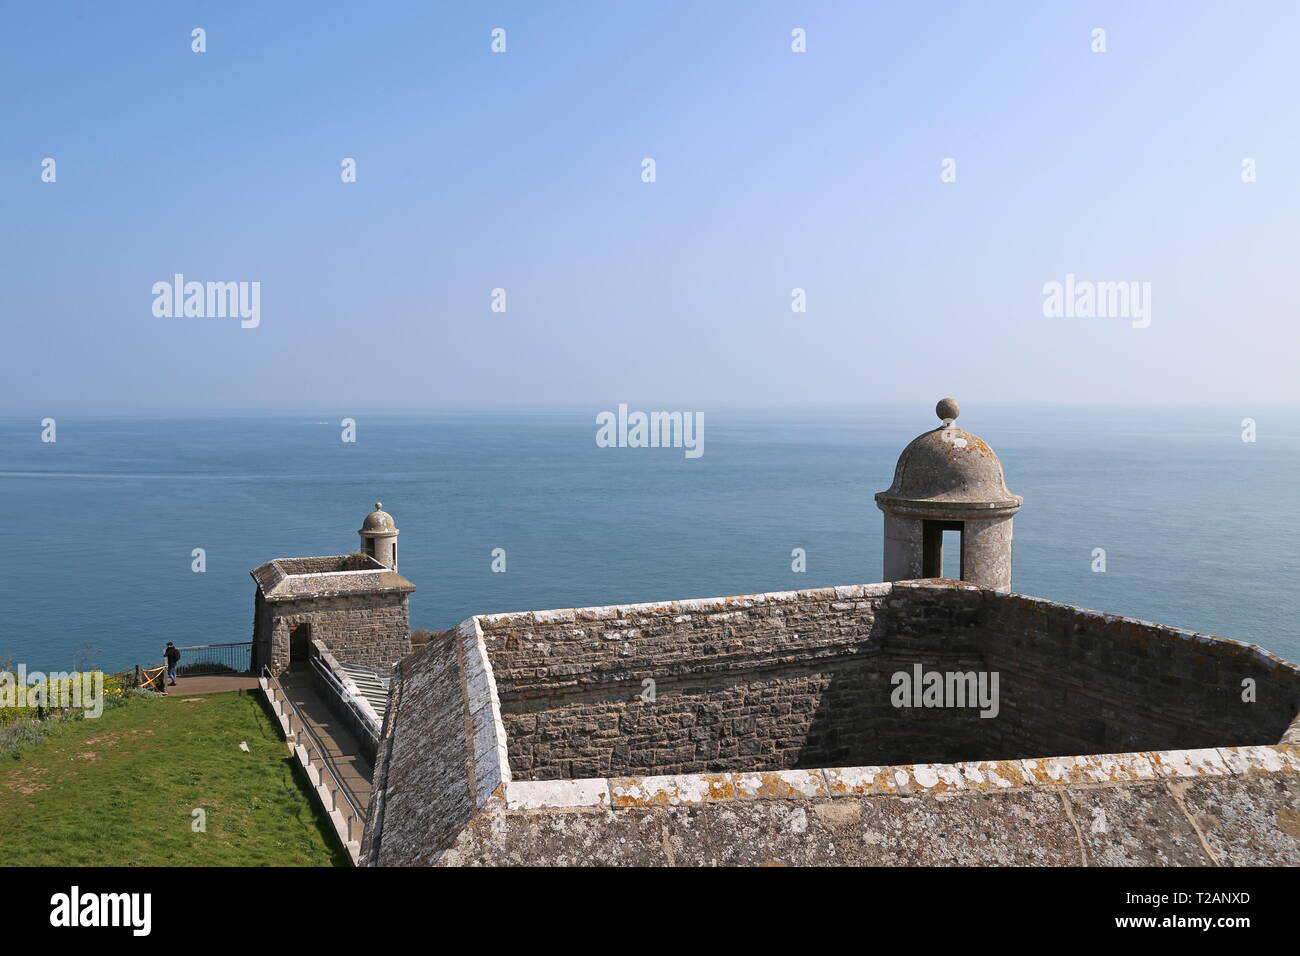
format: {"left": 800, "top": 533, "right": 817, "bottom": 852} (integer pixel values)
{"left": 361, "top": 579, "right": 1300, "bottom": 866}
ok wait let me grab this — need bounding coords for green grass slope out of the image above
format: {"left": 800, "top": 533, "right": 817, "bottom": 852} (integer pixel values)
{"left": 0, "top": 691, "right": 347, "bottom": 866}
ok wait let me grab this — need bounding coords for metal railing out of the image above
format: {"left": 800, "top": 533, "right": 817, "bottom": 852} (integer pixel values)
{"left": 309, "top": 653, "right": 382, "bottom": 754}
{"left": 331, "top": 659, "right": 391, "bottom": 719}
{"left": 175, "top": 642, "right": 252, "bottom": 676}
{"left": 260, "top": 665, "right": 367, "bottom": 855}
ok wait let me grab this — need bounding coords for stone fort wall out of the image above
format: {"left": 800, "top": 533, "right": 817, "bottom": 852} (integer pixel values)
{"left": 978, "top": 593, "right": 1300, "bottom": 758}
{"left": 481, "top": 583, "right": 990, "bottom": 777}
{"left": 258, "top": 593, "right": 411, "bottom": 674}
{"left": 476, "top": 581, "right": 1300, "bottom": 780}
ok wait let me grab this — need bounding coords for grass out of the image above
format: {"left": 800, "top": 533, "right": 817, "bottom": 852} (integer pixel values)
{"left": 0, "top": 690, "right": 348, "bottom": 866}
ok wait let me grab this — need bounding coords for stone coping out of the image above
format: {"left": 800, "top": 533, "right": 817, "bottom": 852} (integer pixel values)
{"left": 455, "top": 617, "right": 512, "bottom": 809}
{"left": 501, "top": 744, "right": 1300, "bottom": 812}
{"left": 473, "top": 582, "right": 896, "bottom": 630}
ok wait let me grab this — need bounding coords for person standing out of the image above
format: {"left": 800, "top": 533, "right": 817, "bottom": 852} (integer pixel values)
{"left": 164, "top": 642, "right": 181, "bottom": 686}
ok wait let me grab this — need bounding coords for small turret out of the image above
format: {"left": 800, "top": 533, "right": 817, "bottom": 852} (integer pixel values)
{"left": 875, "top": 399, "right": 1022, "bottom": 590}
{"left": 359, "top": 502, "right": 399, "bottom": 570}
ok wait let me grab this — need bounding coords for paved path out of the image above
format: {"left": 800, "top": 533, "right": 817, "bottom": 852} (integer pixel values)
{"left": 279, "top": 669, "right": 373, "bottom": 813}
{"left": 164, "top": 674, "right": 260, "bottom": 695}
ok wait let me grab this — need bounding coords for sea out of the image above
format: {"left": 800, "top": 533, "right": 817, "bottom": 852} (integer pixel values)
{"left": 2, "top": 405, "right": 1297, "bottom": 673}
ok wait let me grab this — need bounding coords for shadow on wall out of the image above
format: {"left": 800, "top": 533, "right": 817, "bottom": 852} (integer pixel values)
{"left": 490, "top": 583, "right": 1300, "bottom": 779}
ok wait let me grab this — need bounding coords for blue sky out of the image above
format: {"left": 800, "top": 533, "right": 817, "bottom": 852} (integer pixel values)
{"left": 4, "top": 1, "right": 1298, "bottom": 413}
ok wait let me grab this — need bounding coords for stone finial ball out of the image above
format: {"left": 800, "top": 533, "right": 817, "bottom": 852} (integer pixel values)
{"left": 936, "top": 398, "right": 960, "bottom": 422}
{"left": 375, "top": 502, "right": 383, "bottom": 509}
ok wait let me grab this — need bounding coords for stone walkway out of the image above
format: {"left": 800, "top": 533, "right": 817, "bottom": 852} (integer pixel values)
{"left": 279, "top": 669, "right": 374, "bottom": 813}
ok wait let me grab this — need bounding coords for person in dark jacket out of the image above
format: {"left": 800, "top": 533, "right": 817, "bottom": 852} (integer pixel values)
{"left": 164, "top": 642, "right": 181, "bottom": 686}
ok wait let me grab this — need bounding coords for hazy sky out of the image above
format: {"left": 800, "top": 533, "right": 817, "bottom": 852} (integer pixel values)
{"left": 4, "top": 1, "right": 1298, "bottom": 413}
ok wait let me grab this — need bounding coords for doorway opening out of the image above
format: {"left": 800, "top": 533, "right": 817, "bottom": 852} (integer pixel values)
{"left": 289, "top": 623, "right": 312, "bottom": 668}
{"left": 922, "top": 520, "right": 964, "bottom": 580}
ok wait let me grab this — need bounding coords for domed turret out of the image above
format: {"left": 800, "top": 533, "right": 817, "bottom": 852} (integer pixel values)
{"left": 359, "top": 502, "right": 400, "bottom": 570}
{"left": 875, "top": 400, "right": 1021, "bottom": 589}
{"left": 361, "top": 504, "right": 396, "bottom": 533}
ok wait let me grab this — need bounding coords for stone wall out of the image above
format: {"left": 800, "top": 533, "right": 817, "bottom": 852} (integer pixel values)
{"left": 502, "top": 663, "right": 871, "bottom": 777}
{"left": 477, "top": 581, "right": 1300, "bottom": 779}
{"left": 978, "top": 590, "right": 1300, "bottom": 758}
{"left": 264, "top": 593, "right": 411, "bottom": 673}
{"left": 252, "top": 592, "right": 273, "bottom": 671}
{"left": 483, "top": 583, "right": 1002, "bottom": 778}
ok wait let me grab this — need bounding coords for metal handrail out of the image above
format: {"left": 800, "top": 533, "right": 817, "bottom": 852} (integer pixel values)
{"left": 261, "top": 665, "right": 367, "bottom": 842}
{"left": 309, "top": 654, "right": 382, "bottom": 746}
{"left": 172, "top": 641, "right": 254, "bottom": 676}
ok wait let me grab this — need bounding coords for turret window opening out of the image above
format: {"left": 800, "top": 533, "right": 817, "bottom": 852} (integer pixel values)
{"left": 923, "top": 520, "right": 964, "bottom": 580}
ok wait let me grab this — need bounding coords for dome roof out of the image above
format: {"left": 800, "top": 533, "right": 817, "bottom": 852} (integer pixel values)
{"left": 360, "top": 502, "right": 397, "bottom": 534}
{"left": 875, "top": 400, "right": 1021, "bottom": 515}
